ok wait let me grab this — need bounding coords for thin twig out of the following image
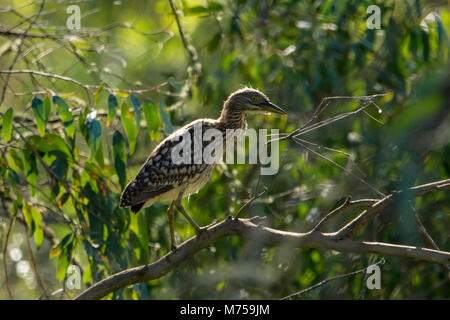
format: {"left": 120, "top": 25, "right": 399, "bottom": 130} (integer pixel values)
{"left": 267, "top": 94, "right": 386, "bottom": 145}
{"left": 0, "top": 69, "right": 170, "bottom": 101}
{"left": 334, "top": 179, "right": 450, "bottom": 238}
{"left": 234, "top": 162, "right": 266, "bottom": 220}
{"left": 234, "top": 187, "right": 267, "bottom": 219}
{"left": 293, "top": 138, "right": 385, "bottom": 197}
{"left": 311, "top": 197, "right": 379, "bottom": 232}
{"left": 281, "top": 258, "right": 385, "bottom": 299}
{"left": 23, "top": 222, "right": 50, "bottom": 299}
{"left": 0, "top": 0, "right": 46, "bottom": 104}
{"left": 410, "top": 205, "right": 450, "bottom": 277}
{"left": 0, "top": 69, "right": 92, "bottom": 105}
{"left": 2, "top": 213, "right": 15, "bottom": 300}
{"left": 168, "top": 0, "right": 197, "bottom": 66}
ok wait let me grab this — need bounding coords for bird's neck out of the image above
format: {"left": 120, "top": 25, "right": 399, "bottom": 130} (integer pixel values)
{"left": 218, "top": 103, "right": 247, "bottom": 130}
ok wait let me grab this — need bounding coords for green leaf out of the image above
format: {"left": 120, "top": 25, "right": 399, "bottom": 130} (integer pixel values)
{"left": 7, "top": 168, "right": 20, "bottom": 189}
{"left": 30, "top": 205, "right": 43, "bottom": 249}
{"left": 28, "top": 134, "right": 72, "bottom": 162}
{"left": 57, "top": 192, "right": 70, "bottom": 209}
{"left": 55, "top": 234, "right": 74, "bottom": 280}
{"left": 121, "top": 103, "right": 137, "bottom": 155}
{"left": 95, "top": 141, "right": 105, "bottom": 167}
{"left": 31, "top": 96, "right": 51, "bottom": 137}
{"left": 86, "top": 111, "right": 102, "bottom": 160}
{"left": 50, "top": 233, "right": 72, "bottom": 259}
{"left": 94, "top": 82, "right": 104, "bottom": 105}
{"left": 130, "top": 94, "right": 141, "bottom": 128}
{"left": 9, "top": 149, "right": 23, "bottom": 171}
{"left": 142, "top": 99, "right": 160, "bottom": 141}
{"left": 22, "top": 203, "right": 34, "bottom": 235}
{"left": 113, "top": 131, "right": 127, "bottom": 189}
{"left": 43, "top": 97, "right": 51, "bottom": 122}
{"left": 22, "top": 201, "right": 43, "bottom": 248}
{"left": 2, "top": 108, "right": 13, "bottom": 142}
{"left": 83, "top": 264, "right": 92, "bottom": 284}
{"left": 49, "top": 157, "right": 67, "bottom": 180}
{"left": 159, "top": 100, "right": 173, "bottom": 134}
{"left": 22, "top": 150, "right": 37, "bottom": 196}
{"left": 186, "top": 2, "right": 223, "bottom": 15}
{"left": 53, "top": 96, "right": 75, "bottom": 138}
{"left": 107, "top": 94, "right": 118, "bottom": 126}
{"left": 56, "top": 253, "right": 70, "bottom": 279}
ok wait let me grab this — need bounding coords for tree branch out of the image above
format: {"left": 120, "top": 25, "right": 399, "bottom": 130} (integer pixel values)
{"left": 334, "top": 179, "right": 450, "bottom": 238}
{"left": 75, "top": 212, "right": 450, "bottom": 300}
{"left": 0, "top": 69, "right": 170, "bottom": 104}
{"left": 311, "top": 196, "right": 378, "bottom": 232}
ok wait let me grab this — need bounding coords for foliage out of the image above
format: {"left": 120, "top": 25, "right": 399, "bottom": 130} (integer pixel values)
{"left": 0, "top": 0, "right": 449, "bottom": 299}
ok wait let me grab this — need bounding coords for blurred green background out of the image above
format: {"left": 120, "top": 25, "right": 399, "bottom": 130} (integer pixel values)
{"left": 0, "top": 0, "right": 449, "bottom": 299}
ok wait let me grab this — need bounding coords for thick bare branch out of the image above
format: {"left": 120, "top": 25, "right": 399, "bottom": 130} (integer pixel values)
{"left": 75, "top": 214, "right": 450, "bottom": 300}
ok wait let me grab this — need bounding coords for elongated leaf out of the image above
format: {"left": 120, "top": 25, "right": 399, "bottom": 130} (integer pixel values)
{"left": 53, "top": 96, "right": 75, "bottom": 138}
{"left": 2, "top": 108, "right": 13, "bottom": 142}
{"left": 22, "top": 203, "right": 34, "bottom": 235}
{"left": 116, "top": 91, "right": 129, "bottom": 98}
{"left": 9, "top": 148, "right": 23, "bottom": 171}
{"left": 95, "top": 141, "right": 105, "bottom": 168}
{"left": 22, "top": 201, "right": 43, "bottom": 248}
{"left": 113, "top": 131, "right": 127, "bottom": 188}
{"left": 31, "top": 97, "right": 44, "bottom": 136}
{"left": 7, "top": 168, "right": 20, "bottom": 189}
{"left": 142, "top": 99, "right": 160, "bottom": 141}
{"left": 57, "top": 192, "right": 70, "bottom": 209}
{"left": 86, "top": 110, "right": 102, "bottom": 160}
{"left": 31, "top": 96, "right": 51, "bottom": 137}
{"left": 28, "top": 134, "right": 72, "bottom": 162}
{"left": 30, "top": 205, "right": 43, "bottom": 249}
{"left": 22, "top": 150, "right": 37, "bottom": 196}
{"left": 121, "top": 103, "right": 137, "bottom": 155}
{"left": 107, "top": 94, "right": 118, "bottom": 126}
{"left": 94, "top": 82, "right": 104, "bottom": 105}
{"left": 159, "top": 100, "right": 173, "bottom": 134}
{"left": 130, "top": 94, "right": 141, "bottom": 128}
{"left": 50, "top": 157, "right": 66, "bottom": 180}
{"left": 43, "top": 97, "right": 51, "bottom": 123}
{"left": 56, "top": 234, "right": 74, "bottom": 280}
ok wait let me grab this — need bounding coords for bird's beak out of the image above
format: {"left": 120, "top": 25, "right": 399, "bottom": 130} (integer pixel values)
{"left": 260, "top": 101, "right": 288, "bottom": 115}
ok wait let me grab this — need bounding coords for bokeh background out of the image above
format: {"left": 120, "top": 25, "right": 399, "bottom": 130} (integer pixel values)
{"left": 0, "top": 0, "right": 449, "bottom": 299}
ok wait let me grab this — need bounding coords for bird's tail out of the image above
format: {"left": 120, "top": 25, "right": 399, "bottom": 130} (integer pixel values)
{"left": 130, "top": 202, "right": 145, "bottom": 213}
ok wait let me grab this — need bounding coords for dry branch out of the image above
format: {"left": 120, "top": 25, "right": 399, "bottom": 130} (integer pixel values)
{"left": 334, "top": 179, "right": 450, "bottom": 238}
{"left": 76, "top": 179, "right": 450, "bottom": 300}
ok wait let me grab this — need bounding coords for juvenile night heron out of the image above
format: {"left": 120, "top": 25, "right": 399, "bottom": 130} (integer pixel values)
{"left": 119, "top": 88, "right": 287, "bottom": 250}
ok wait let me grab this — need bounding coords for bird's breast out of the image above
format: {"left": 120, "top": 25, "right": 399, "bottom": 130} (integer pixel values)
{"left": 183, "top": 164, "right": 215, "bottom": 196}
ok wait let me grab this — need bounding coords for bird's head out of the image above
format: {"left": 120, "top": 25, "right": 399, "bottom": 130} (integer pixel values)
{"left": 224, "top": 88, "right": 287, "bottom": 116}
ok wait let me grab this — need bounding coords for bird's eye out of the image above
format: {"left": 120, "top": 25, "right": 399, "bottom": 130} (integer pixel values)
{"left": 251, "top": 96, "right": 257, "bottom": 102}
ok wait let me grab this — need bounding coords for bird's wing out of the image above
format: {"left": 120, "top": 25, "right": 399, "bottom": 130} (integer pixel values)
{"left": 119, "top": 119, "right": 218, "bottom": 208}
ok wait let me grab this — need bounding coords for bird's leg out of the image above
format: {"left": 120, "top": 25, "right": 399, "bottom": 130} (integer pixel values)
{"left": 174, "top": 186, "right": 205, "bottom": 234}
{"left": 166, "top": 201, "right": 177, "bottom": 251}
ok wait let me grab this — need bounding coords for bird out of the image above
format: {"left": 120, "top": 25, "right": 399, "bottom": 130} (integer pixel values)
{"left": 119, "top": 88, "right": 287, "bottom": 250}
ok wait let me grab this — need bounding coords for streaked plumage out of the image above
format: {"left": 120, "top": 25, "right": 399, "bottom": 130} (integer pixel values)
{"left": 119, "top": 88, "right": 287, "bottom": 250}
{"left": 120, "top": 119, "right": 223, "bottom": 212}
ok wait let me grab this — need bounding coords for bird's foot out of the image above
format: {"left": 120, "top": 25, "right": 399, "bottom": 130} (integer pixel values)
{"left": 170, "top": 244, "right": 178, "bottom": 252}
